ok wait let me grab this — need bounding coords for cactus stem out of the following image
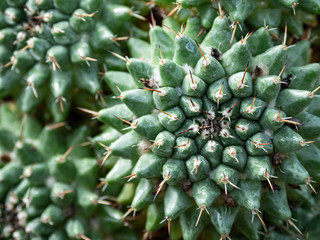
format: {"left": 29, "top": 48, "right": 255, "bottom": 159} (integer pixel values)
{"left": 252, "top": 209, "right": 268, "bottom": 234}
{"left": 166, "top": 3, "right": 181, "bottom": 18}
{"left": 195, "top": 205, "right": 206, "bottom": 227}
{"left": 287, "top": 218, "right": 304, "bottom": 236}
{"left": 97, "top": 141, "right": 112, "bottom": 168}
{"left": 54, "top": 189, "right": 73, "bottom": 200}
{"left": 230, "top": 21, "right": 239, "bottom": 46}
{"left": 154, "top": 173, "right": 170, "bottom": 201}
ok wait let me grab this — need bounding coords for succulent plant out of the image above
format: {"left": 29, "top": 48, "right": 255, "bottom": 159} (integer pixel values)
{"left": 0, "top": 102, "right": 145, "bottom": 240}
{"left": 78, "top": 2, "right": 320, "bottom": 239}
{"left": 0, "top": 0, "right": 149, "bottom": 122}
{"left": 1, "top": 0, "right": 320, "bottom": 240}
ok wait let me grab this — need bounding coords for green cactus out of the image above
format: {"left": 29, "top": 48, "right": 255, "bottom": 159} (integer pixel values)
{"left": 1, "top": 0, "right": 320, "bottom": 239}
{"left": 81, "top": 1, "right": 320, "bottom": 239}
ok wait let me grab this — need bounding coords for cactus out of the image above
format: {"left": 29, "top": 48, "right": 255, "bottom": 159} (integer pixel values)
{"left": 80, "top": 1, "right": 320, "bottom": 239}
{"left": 0, "top": 0, "right": 149, "bottom": 122}
{"left": 1, "top": 0, "right": 320, "bottom": 239}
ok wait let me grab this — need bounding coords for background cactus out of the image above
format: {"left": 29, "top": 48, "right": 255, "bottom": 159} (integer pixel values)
{"left": 1, "top": 0, "right": 320, "bottom": 240}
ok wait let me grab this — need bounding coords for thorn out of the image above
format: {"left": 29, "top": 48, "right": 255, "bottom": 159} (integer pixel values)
{"left": 17, "top": 43, "right": 32, "bottom": 55}
{"left": 109, "top": 51, "right": 130, "bottom": 63}
{"left": 287, "top": 218, "right": 304, "bottom": 236}
{"left": 153, "top": 173, "right": 170, "bottom": 201}
{"left": 159, "top": 45, "right": 164, "bottom": 65}
{"left": 197, "top": 27, "right": 205, "bottom": 38}
{"left": 292, "top": 2, "right": 298, "bottom": 15}
{"left": 217, "top": 83, "right": 224, "bottom": 108}
{"left": 142, "top": 87, "right": 166, "bottom": 96}
{"left": 76, "top": 234, "right": 91, "bottom": 240}
{"left": 155, "top": 108, "right": 180, "bottom": 121}
{"left": 97, "top": 141, "right": 112, "bottom": 168}
{"left": 180, "top": 24, "right": 186, "bottom": 37}
{"left": 195, "top": 41, "right": 207, "bottom": 62}
{"left": 283, "top": 24, "right": 287, "bottom": 49}
{"left": 144, "top": 141, "right": 160, "bottom": 151}
{"left": 245, "top": 96, "right": 257, "bottom": 113}
{"left": 166, "top": 3, "right": 181, "bottom": 18}
{"left": 150, "top": 9, "right": 155, "bottom": 28}
{"left": 56, "top": 96, "right": 66, "bottom": 113}
{"left": 46, "top": 54, "right": 61, "bottom": 71}
{"left": 189, "top": 71, "right": 197, "bottom": 91}
{"left": 310, "top": 85, "right": 320, "bottom": 97}
{"left": 57, "top": 145, "right": 74, "bottom": 162}
{"left": 78, "top": 107, "right": 99, "bottom": 117}
{"left": 46, "top": 122, "right": 66, "bottom": 130}
{"left": 163, "top": 24, "right": 180, "bottom": 37}
{"left": 195, "top": 205, "right": 206, "bottom": 227}
{"left": 129, "top": 9, "right": 147, "bottom": 21}
{"left": 218, "top": 1, "right": 224, "bottom": 18}
{"left": 306, "top": 177, "right": 317, "bottom": 195}
{"left": 123, "top": 173, "right": 137, "bottom": 182}
{"left": 236, "top": 63, "right": 249, "bottom": 91}
{"left": 74, "top": 10, "right": 98, "bottom": 21}
{"left": 111, "top": 36, "right": 130, "bottom": 42}
{"left": 264, "top": 169, "right": 274, "bottom": 192}
{"left": 96, "top": 90, "right": 106, "bottom": 106}
{"left": 216, "top": 172, "right": 240, "bottom": 195}
{"left": 253, "top": 209, "right": 268, "bottom": 234}
{"left": 54, "top": 189, "right": 73, "bottom": 199}
{"left": 27, "top": 81, "right": 38, "bottom": 99}
{"left": 279, "top": 118, "right": 302, "bottom": 125}
{"left": 230, "top": 21, "right": 238, "bottom": 46}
